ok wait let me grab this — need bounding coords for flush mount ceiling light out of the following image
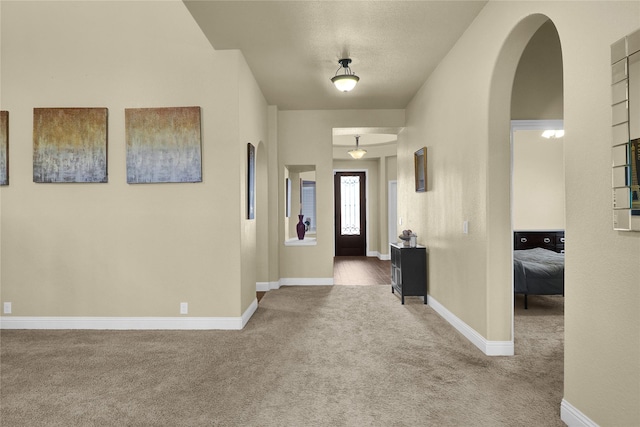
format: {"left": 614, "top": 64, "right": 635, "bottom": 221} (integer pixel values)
{"left": 542, "top": 129, "right": 564, "bottom": 138}
{"left": 331, "top": 58, "right": 359, "bottom": 92}
{"left": 348, "top": 135, "right": 367, "bottom": 159}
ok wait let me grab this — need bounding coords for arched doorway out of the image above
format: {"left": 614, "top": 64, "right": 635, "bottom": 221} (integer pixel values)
{"left": 486, "top": 14, "right": 564, "bottom": 351}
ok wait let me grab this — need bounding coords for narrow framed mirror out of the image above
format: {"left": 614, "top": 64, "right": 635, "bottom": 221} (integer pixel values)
{"left": 414, "top": 147, "right": 427, "bottom": 192}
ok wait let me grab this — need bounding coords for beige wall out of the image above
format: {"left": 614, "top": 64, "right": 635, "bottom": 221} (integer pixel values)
{"left": 511, "top": 20, "right": 564, "bottom": 120}
{"left": 402, "top": 1, "right": 639, "bottom": 425}
{"left": 238, "top": 55, "right": 269, "bottom": 314}
{"left": 0, "top": 1, "right": 268, "bottom": 318}
{"left": 512, "top": 130, "right": 565, "bottom": 230}
{"left": 278, "top": 110, "right": 404, "bottom": 279}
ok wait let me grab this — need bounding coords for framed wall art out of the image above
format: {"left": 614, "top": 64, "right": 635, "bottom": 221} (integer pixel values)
{"left": 125, "top": 106, "right": 202, "bottom": 184}
{"left": 247, "top": 143, "right": 255, "bottom": 219}
{"left": 414, "top": 146, "right": 427, "bottom": 192}
{"left": 0, "top": 111, "right": 8, "bottom": 186}
{"left": 33, "top": 108, "right": 108, "bottom": 183}
{"left": 285, "top": 178, "right": 291, "bottom": 218}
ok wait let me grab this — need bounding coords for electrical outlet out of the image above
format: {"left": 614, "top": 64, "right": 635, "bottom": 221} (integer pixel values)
{"left": 4, "top": 302, "right": 12, "bottom": 314}
{"left": 463, "top": 220, "right": 469, "bottom": 234}
{"left": 399, "top": 217, "right": 403, "bottom": 225}
{"left": 180, "top": 302, "right": 188, "bottom": 315}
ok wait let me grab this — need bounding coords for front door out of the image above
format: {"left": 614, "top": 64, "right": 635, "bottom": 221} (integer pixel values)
{"left": 334, "top": 171, "right": 366, "bottom": 256}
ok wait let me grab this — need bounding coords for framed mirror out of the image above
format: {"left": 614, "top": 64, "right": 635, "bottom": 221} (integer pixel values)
{"left": 414, "top": 147, "right": 427, "bottom": 192}
{"left": 611, "top": 29, "right": 640, "bottom": 231}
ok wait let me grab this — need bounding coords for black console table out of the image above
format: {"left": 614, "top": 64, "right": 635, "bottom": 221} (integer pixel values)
{"left": 390, "top": 243, "right": 427, "bottom": 304}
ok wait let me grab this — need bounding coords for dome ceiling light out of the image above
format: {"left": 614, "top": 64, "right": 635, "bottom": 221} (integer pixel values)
{"left": 331, "top": 58, "right": 359, "bottom": 92}
{"left": 348, "top": 135, "right": 367, "bottom": 159}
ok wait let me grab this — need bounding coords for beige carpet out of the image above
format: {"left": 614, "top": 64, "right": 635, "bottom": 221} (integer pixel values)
{"left": 1, "top": 287, "right": 564, "bottom": 426}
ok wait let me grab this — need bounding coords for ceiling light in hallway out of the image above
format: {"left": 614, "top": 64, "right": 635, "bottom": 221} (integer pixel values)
{"left": 348, "top": 135, "right": 367, "bottom": 159}
{"left": 331, "top": 58, "right": 359, "bottom": 92}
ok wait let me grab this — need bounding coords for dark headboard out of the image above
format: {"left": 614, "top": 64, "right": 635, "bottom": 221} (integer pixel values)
{"left": 514, "top": 231, "right": 564, "bottom": 253}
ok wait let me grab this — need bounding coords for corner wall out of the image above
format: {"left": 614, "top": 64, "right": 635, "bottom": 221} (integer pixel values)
{"left": 0, "top": 1, "right": 267, "bottom": 322}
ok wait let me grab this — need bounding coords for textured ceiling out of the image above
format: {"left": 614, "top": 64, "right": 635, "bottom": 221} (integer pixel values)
{"left": 183, "top": 1, "right": 487, "bottom": 111}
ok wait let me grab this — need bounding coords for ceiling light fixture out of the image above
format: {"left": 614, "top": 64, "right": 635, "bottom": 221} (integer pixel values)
{"left": 331, "top": 58, "right": 359, "bottom": 92}
{"left": 348, "top": 135, "right": 367, "bottom": 159}
{"left": 542, "top": 129, "right": 564, "bottom": 139}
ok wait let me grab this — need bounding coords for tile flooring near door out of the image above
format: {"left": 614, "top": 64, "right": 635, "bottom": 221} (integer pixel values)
{"left": 333, "top": 256, "right": 391, "bottom": 286}
{"left": 258, "top": 256, "right": 390, "bottom": 303}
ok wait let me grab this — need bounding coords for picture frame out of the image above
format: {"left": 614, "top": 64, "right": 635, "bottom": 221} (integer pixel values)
{"left": 33, "top": 107, "right": 108, "bottom": 183}
{"left": 0, "top": 111, "right": 8, "bottom": 186}
{"left": 414, "top": 146, "right": 427, "bottom": 192}
{"left": 247, "top": 143, "right": 255, "bottom": 220}
{"left": 285, "top": 178, "right": 291, "bottom": 218}
{"left": 125, "top": 106, "right": 202, "bottom": 184}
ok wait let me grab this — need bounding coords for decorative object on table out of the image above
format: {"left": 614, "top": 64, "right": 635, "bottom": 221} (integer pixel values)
{"left": 0, "top": 111, "right": 8, "bottom": 186}
{"left": 304, "top": 218, "right": 311, "bottom": 232}
{"left": 414, "top": 146, "right": 427, "bottom": 192}
{"left": 33, "top": 107, "right": 108, "bottom": 183}
{"left": 125, "top": 106, "right": 202, "bottom": 184}
{"left": 398, "top": 229, "right": 417, "bottom": 247}
{"left": 296, "top": 214, "right": 306, "bottom": 240}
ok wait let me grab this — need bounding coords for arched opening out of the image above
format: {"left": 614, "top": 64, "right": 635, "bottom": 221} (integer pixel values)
{"left": 487, "top": 14, "right": 564, "bottom": 352}
{"left": 510, "top": 21, "right": 565, "bottom": 353}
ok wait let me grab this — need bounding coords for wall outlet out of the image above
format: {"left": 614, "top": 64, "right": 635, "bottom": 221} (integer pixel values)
{"left": 4, "top": 302, "right": 12, "bottom": 314}
{"left": 180, "top": 302, "right": 188, "bottom": 315}
{"left": 399, "top": 217, "right": 403, "bottom": 225}
{"left": 463, "top": 220, "right": 469, "bottom": 234}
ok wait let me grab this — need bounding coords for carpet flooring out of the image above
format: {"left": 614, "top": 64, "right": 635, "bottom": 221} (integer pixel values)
{"left": 1, "top": 287, "right": 564, "bottom": 426}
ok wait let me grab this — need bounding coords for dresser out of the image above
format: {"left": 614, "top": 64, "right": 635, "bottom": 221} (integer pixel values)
{"left": 390, "top": 243, "right": 427, "bottom": 304}
{"left": 514, "top": 230, "right": 565, "bottom": 253}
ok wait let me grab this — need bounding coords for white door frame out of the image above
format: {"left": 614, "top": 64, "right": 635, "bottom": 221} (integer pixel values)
{"left": 509, "top": 119, "right": 564, "bottom": 343}
{"left": 388, "top": 180, "right": 398, "bottom": 257}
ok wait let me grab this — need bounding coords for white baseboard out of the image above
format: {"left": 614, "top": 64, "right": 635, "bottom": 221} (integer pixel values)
{"left": 365, "top": 251, "right": 390, "bottom": 260}
{"left": 428, "top": 296, "right": 514, "bottom": 356}
{"left": 0, "top": 298, "right": 259, "bottom": 331}
{"left": 257, "top": 278, "right": 333, "bottom": 290}
{"left": 279, "top": 277, "right": 333, "bottom": 286}
{"left": 256, "top": 281, "right": 280, "bottom": 291}
{"left": 561, "top": 399, "right": 599, "bottom": 427}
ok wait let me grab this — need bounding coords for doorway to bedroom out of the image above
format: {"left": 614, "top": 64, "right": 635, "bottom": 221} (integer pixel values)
{"left": 509, "top": 20, "right": 565, "bottom": 351}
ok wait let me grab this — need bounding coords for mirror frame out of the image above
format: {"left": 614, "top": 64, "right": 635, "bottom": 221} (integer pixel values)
{"left": 414, "top": 147, "right": 427, "bottom": 192}
{"left": 611, "top": 29, "right": 640, "bottom": 231}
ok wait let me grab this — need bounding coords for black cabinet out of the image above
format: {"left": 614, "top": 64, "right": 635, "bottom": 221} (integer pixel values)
{"left": 390, "top": 243, "right": 427, "bottom": 304}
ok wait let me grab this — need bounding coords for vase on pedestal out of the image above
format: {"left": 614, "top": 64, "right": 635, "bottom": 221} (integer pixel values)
{"left": 296, "top": 214, "right": 306, "bottom": 240}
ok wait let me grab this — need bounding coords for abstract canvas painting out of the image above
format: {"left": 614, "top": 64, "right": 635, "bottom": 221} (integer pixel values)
{"left": 0, "top": 111, "right": 8, "bottom": 186}
{"left": 33, "top": 108, "right": 108, "bottom": 183}
{"left": 125, "top": 106, "right": 202, "bottom": 184}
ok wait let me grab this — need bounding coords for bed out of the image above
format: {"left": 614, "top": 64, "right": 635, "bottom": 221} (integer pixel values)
{"left": 513, "top": 231, "right": 565, "bottom": 309}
